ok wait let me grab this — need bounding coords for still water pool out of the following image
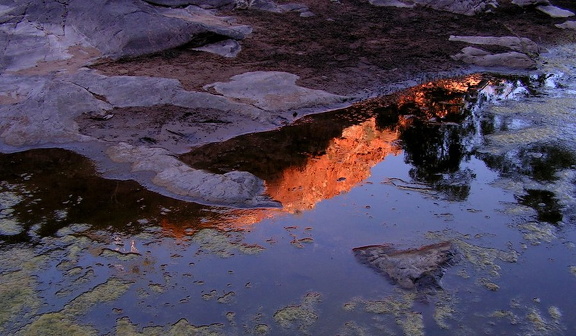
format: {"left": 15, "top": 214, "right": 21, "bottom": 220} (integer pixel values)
{"left": 1, "top": 49, "right": 576, "bottom": 335}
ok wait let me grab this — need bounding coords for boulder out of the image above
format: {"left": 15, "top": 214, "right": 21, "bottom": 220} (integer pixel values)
{"left": 451, "top": 46, "right": 536, "bottom": 69}
{"left": 353, "top": 242, "right": 455, "bottom": 290}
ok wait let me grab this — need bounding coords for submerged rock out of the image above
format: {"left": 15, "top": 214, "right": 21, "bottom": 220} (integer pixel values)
{"left": 353, "top": 241, "right": 455, "bottom": 290}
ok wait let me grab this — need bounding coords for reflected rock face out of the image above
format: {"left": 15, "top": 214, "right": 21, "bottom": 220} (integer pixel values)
{"left": 266, "top": 118, "right": 401, "bottom": 212}
{"left": 353, "top": 242, "right": 455, "bottom": 290}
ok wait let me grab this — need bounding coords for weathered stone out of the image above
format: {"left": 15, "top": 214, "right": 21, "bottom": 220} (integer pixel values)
{"left": 451, "top": 47, "right": 536, "bottom": 69}
{"left": 204, "top": 71, "right": 346, "bottom": 111}
{"left": 536, "top": 5, "right": 575, "bottom": 18}
{"left": 353, "top": 242, "right": 455, "bottom": 290}
{"left": 555, "top": 21, "right": 576, "bottom": 30}
{"left": 449, "top": 35, "right": 540, "bottom": 54}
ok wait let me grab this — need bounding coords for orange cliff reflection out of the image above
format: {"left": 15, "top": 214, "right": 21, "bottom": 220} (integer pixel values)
{"left": 265, "top": 118, "right": 402, "bottom": 213}
{"left": 160, "top": 118, "right": 401, "bottom": 238}
{"left": 162, "top": 74, "right": 490, "bottom": 237}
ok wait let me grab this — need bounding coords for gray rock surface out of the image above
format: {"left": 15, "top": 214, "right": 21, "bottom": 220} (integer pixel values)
{"left": 354, "top": 242, "right": 455, "bottom": 290}
{"left": 511, "top": 0, "right": 549, "bottom": 6}
{"left": 451, "top": 46, "right": 536, "bottom": 69}
{"left": 204, "top": 71, "right": 347, "bottom": 111}
{"left": 537, "top": 5, "right": 575, "bottom": 18}
{"left": 0, "top": 0, "right": 251, "bottom": 72}
{"left": 368, "top": 0, "right": 498, "bottom": 15}
{"left": 143, "top": 0, "right": 235, "bottom": 8}
{"left": 449, "top": 35, "right": 540, "bottom": 54}
{"left": 556, "top": 21, "right": 576, "bottom": 30}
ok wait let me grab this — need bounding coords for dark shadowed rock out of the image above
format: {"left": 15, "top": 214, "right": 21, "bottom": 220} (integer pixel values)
{"left": 353, "top": 242, "right": 455, "bottom": 290}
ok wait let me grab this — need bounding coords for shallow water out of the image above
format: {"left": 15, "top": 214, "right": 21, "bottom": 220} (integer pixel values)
{"left": 1, "top": 65, "right": 576, "bottom": 334}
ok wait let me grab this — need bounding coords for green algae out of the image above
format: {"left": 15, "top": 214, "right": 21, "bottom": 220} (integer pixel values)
{"left": 548, "top": 306, "right": 562, "bottom": 321}
{"left": 396, "top": 312, "right": 424, "bottom": 336}
{"left": 490, "top": 310, "right": 520, "bottom": 325}
{"left": 273, "top": 306, "right": 318, "bottom": 331}
{"left": 192, "top": 229, "right": 265, "bottom": 257}
{"left": 148, "top": 283, "right": 165, "bottom": 293}
{"left": 62, "top": 278, "right": 132, "bottom": 317}
{"left": 0, "top": 271, "right": 40, "bottom": 330}
{"left": 0, "top": 190, "right": 24, "bottom": 235}
{"left": 518, "top": 222, "right": 557, "bottom": 244}
{"left": 273, "top": 292, "right": 322, "bottom": 333}
{"left": 433, "top": 291, "right": 457, "bottom": 329}
{"left": 99, "top": 248, "right": 141, "bottom": 260}
{"left": 20, "top": 313, "right": 98, "bottom": 336}
{"left": 253, "top": 324, "right": 270, "bottom": 335}
{"left": 361, "top": 291, "right": 425, "bottom": 336}
{"left": 217, "top": 291, "right": 236, "bottom": 304}
{"left": 479, "top": 278, "right": 500, "bottom": 291}
{"left": 114, "top": 317, "right": 224, "bottom": 336}
{"left": 453, "top": 239, "right": 518, "bottom": 275}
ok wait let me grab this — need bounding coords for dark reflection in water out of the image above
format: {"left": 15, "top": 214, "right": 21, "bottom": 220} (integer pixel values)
{"left": 0, "top": 149, "right": 263, "bottom": 243}
{"left": 479, "top": 144, "right": 576, "bottom": 182}
{"left": 517, "top": 189, "right": 563, "bottom": 224}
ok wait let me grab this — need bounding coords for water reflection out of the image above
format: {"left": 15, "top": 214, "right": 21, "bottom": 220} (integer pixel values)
{"left": 181, "top": 74, "right": 517, "bottom": 206}
{"left": 1, "top": 72, "right": 571, "bottom": 243}
{"left": 0, "top": 149, "right": 269, "bottom": 243}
